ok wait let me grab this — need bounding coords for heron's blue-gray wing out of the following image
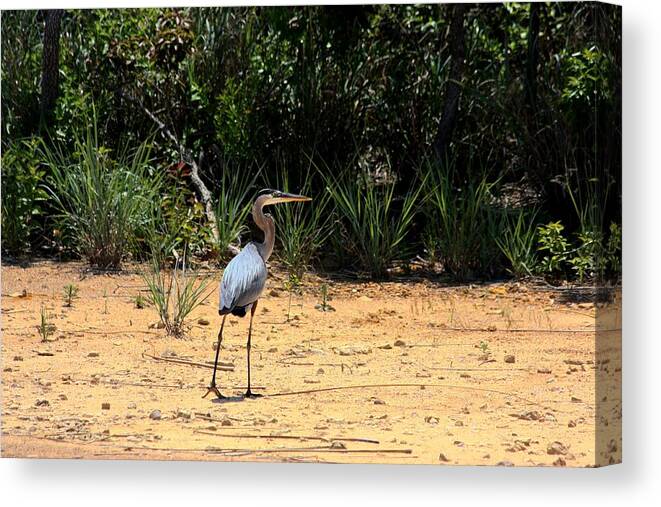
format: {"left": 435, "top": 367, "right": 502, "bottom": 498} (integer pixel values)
{"left": 219, "top": 243, "right": 268, "bottom": 313}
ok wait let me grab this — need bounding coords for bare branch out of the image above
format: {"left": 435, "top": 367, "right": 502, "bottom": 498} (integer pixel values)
{"left": 122, "top": 90, "right": 221, "bottom": 245}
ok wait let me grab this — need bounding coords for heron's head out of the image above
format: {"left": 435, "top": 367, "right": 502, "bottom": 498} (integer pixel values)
{"left": 257, "top": 188, "right": 312, "bottom": 205}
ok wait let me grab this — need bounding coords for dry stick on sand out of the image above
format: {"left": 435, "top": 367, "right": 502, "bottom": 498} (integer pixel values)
{"left": 267, "top": 383, "right": 555, "bottom": 411}
{"left": 438, "top": 326, "right": 620, "bottom": 334}
{"left": 430, "top": 367, "right": 529, "bottom": 372}
{"left": 208, "top": 447, "right": 412, "bottom": 455}
{"left": 194, "top": 430, "right": 379, "bottom": 445}
{"left": 107, "top": 444, "right": 412, "bottom": 455}
{"left": 7, "top": 325, "right": 159, "bottom": 335}
{"left": 143, "top": 352, "right": 234, "bottom": 371}
{"left": 1, "top": 308, "right": 30, "bottom": 314}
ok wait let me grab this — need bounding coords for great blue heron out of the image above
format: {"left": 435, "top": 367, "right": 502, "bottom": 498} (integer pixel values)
{"left": 204, "top": 189, "right": 311, "bottom": 400}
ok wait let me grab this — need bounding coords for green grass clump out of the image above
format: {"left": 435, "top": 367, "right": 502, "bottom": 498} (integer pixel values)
{"left": 271, "top": 163, "right": 334, "bottom": 278}
{"left": 213, "top": 160, "right": 260, "bottom": 261}
{"left": 325, "top": 166, "right": 426, "bottom": 278}
{"left": 42, "top": 114, "right": 162, "bottom": 269}
{"left": 422, "top": 158, "right": 503, "bottom": 279}
{"left": 37, "top": 304, "right": 56, "bottom": 342}
{"left": 142, "top": 250, "right": 212, "bottom": 338}
{"left": 495, "top": 209, "right": 539, "bottom": 278}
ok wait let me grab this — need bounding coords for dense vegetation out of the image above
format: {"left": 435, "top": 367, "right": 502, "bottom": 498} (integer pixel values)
{"left": 1, "top": 4, "right": 621, "bottom": 283}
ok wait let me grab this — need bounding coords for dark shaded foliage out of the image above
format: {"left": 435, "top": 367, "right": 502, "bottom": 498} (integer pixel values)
{"left": 1, "top": 4, "right": 621, "bottom": 282}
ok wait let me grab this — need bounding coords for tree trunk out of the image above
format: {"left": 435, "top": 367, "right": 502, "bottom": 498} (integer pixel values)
{"left": 525, "top": 3, "right": 541, "bottom": 110}
{"left": 433, "top": 4, "right": 467, "bottom": 163}
{"left": 40, "top": 9, "right": 64, "bottom": 127}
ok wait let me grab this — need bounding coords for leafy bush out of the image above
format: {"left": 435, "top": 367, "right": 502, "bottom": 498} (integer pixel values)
{"left": 536, "top": 221, "right": 571, "bottom": 277}
{"left": 1, "top": 138, "right": 48, "bottom": 254}
{"left": 325, "top": 163, "right": 426, "bottom": 278}
{"left": 1, "top": 10, "right": 41, "bottom": 139}
{"left": 0, "top": 5, "right": 621, "bottom": 284}
{"left": 605, "top": 222, "right": 622, "bottom": 276}
{"left": 42, "top": 117, "right": 162, "bottom": 268}
{"left": 535, "top": 219, "right": 622, "bottom": 283}
{"left": 139, "top": 176, "right": 210, "bottom": 267}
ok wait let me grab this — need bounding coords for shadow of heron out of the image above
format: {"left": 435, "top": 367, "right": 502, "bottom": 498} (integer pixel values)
{"left": 210, "top": 395, "right": 255, "bottom": 404}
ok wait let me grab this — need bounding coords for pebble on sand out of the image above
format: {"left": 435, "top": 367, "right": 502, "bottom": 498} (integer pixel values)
{"left": 547, "top": 441, "right": 568, "bottom": 455}
{"left": 150, "top": 410, "right": 162, "bottom": 420}
{"left": 334, "top": 345, "right": 372, "bottom": 356}
{"left": 177, "top": 409, "right": 192, "bottom": 420}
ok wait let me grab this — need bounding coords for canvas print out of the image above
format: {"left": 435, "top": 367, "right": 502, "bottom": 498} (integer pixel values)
{"left": 1, "top": 3, "right": 621, "bottom": 467}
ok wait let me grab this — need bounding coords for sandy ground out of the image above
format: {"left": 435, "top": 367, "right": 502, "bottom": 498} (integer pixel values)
{"left": 1, "top": 261, "right": 621, "bottom": 466}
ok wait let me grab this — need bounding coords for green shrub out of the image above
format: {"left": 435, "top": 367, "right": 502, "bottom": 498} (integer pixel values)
{"left": 142, "top": 250, "right": 212, "bottom": 338}
{"left": 213, "top": 160, "right": 260, "bottom": 261}
{"left": 422, "top": 159, "right": 503, "bottom": 279}
{"left": 325, "top": 163, "right": 425, "bottom": 278}
{"left": 495, "top": 209, "right": 539, "bottom": 278}
{"left": 605, "top": 222, "right": 622, "bottom": 276}
{"left": 1, "top": 138, "right": 48, "bottom": 254}
{"left": 271, "top": 163, "right": 334, "bottom": 278}
{"left": 139, "top": 182, "right": 210, "bottom": 267}
{"left": 568, "top": 222, "right": 622, "bottom": 283}
{"left": 536, "top": 221, "right": 571, "bottom": 276}
{"left": 42, "top": 117, "right": 162, "bottom": 268}
{"left": 535, "top": 219, "right": 621, "bottom": 283}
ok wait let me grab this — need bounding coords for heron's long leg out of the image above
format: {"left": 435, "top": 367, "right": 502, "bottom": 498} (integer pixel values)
{"left": 203, "top": 315, "right": 227, "bottom": 399}
{"left": 245, "top": 302, "right": 262, "bottom": 399}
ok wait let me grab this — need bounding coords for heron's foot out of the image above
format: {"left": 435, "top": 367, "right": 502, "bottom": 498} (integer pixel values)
{"left": 202, "top": 385, "right": 226, "bottom": 400}
{"left": 244, "top": 390, "right": 263, "bottom": 399}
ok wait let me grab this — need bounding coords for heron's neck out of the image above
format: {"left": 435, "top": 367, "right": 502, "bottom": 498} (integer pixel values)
{"left": 253, "top": 196, "right": 275, "bottom": 261}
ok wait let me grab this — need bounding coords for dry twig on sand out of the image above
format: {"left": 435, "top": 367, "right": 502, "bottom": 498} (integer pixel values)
{"left": 267, "top": 383, "right": 556, "bottom": 411}
{"left": 142, "top": 352, "right": 234, "bottom": 371}
{"left": 194, "top": 430, "right": 379, "bottom": 445}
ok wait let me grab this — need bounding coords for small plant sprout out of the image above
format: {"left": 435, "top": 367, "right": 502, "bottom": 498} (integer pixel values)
{"left": 135, "top": 294, "right": 147, "bottom": 309}
{"left": 477, "top": 341, "right": 493, "bottom": 364}
{"left": 502, "top": 305, "right": 514, "bottom": 330}
{"left": 62, "top": 284, "right": 79, "bottom": 307}
{"left": 315, "top": 283, "right": 335, "bottom": 312}
{"left": 447, "top": 298, "right": 457, "bottom": 326}
{"left": 37, "top": 304, "right": 56, "bottom": 342}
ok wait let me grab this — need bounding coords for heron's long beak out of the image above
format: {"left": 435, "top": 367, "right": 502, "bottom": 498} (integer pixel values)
{"left": 270, "top": 192, "right": 312, "bottom": 204}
